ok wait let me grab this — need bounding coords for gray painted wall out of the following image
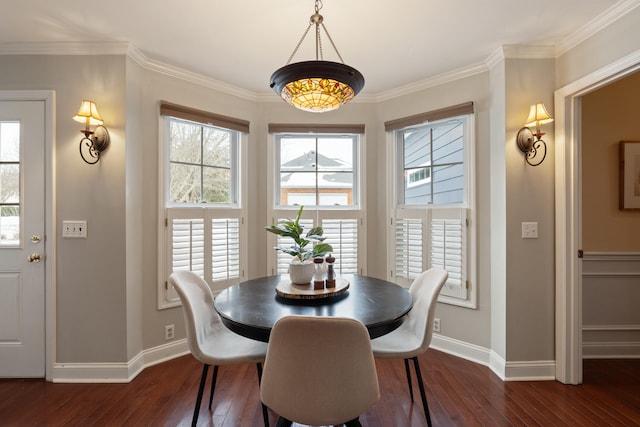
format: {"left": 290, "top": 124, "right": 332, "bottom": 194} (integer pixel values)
{"left": 0, "top": 55, "right": 129, "bottom": 363}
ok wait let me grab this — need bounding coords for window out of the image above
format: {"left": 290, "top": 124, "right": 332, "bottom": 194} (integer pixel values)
{"left": 275, "top": 133, "right": 358, "bottom": 207}
{"left": 168, "top": 119, "right": 235, "bottom": 204}
{"left": 399, "top": 119, "right": 464, "bottom": 205}
{"left": 268, "top": 124, "right": 365, "bottom": 276}
{"left": 386, "top": 103, "right": 476, "bottom": 308}
{"left": 158, "top": 102, "right": 248, "bottom": 308}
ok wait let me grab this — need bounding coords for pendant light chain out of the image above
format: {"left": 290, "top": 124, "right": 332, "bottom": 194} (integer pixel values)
{"left": 286, "top": 22, "right": 313, "bottom": 65}
{"left": 320, "top": 22, "right": 344, "bottom": 64}
{"left": 286, "top": 0, "right": 347, "bottom": 65}
{"left": 269, "top": 0, "right": 365, "bottom": 112}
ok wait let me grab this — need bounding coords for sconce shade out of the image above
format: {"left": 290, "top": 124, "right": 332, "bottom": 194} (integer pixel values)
{"left": 525, "top": 103, "right": 554, "bottom": 127}
{"left": 73, "top": 100, "right": 104, "bottom": 127}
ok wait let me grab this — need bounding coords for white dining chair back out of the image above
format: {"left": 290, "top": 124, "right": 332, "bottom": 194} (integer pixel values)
{"left": 370, "top": 268, "right": 448, "bottom": 427}
{"left": 260, "top": 315, "right": 380, "bottom": 427}
{"left": 406, "top": 268, "right": 449, "bottom": 357}
{"left": 169, "top": 270, "right": 268, "bottom": 427}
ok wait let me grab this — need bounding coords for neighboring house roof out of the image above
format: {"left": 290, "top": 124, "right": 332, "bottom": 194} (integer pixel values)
{"left": 281, "top": 151, "right": 352, "bottom": 189}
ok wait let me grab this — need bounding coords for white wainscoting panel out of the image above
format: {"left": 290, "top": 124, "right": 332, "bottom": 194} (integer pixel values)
{"left": 582, "top": 252, "right": 640, "bottom": 359}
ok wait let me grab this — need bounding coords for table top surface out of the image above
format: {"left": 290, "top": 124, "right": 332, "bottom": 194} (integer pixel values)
{"left": 214, "top": 274, "right": 413, "bottom": 342}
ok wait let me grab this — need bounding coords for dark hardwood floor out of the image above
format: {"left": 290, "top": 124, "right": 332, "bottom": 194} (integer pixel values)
{"left": 1, "top": 349, "right": 639, "bottom": 426}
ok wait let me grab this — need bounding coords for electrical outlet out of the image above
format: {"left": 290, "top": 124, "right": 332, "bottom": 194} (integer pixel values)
{"left": 521, "top": 222, "right": 538, "bottom": 239}
{"left": 433, "top": 318, "right": 441, "bottom": 333}
{"left": 165, "top": 324, "right": 175, "bottom": 340}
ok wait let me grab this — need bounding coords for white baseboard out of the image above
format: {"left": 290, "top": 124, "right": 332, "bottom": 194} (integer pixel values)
{"left": 431, "top": 334, "right": 556, "bottom": 381}
{"left": 52, "top": 339, "right": 189, "bottom": 383}
{"left": 53, "top": 334, "right": 559, "bottom": 383}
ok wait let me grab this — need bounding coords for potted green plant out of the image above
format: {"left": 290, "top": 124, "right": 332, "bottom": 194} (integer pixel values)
{"left": 265, "top": 205, "right": 333, "bottom": 284}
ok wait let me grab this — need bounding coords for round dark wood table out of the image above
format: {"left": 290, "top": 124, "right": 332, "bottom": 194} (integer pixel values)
{"left": 214, "top": 274, "right": 413, "bottom": 342}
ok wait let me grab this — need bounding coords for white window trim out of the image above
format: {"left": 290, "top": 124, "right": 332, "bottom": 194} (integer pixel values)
{"left": 157, "top": 117, "right": 248, "bottom": 309}
{"left": 266, "top": 131, "right": 367, "bottom": 277}
{"left": 386, "top": 115, "right": 477, "bottom": 309}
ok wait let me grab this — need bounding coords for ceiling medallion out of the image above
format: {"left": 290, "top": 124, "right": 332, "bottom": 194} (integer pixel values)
{"left": 269, "top": 0, "right": 364, "bottom": 113}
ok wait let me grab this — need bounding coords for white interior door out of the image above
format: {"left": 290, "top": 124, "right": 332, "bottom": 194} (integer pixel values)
{"left": 0, "top": 100, "right": 46, "bottom": 377}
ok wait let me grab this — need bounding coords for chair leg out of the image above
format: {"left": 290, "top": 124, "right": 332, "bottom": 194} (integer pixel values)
{"left": 411, "top": 356, "right": 432, "bottom": 427}
{"left": 207, "top": 365, "right": 219, "bottom": 410}
{"left": 403, "top": 358, "right": 414, "bottom": 402}
{"left": 192, "top": 364, "right": 209, "bottom": 427}
{"left": 256, "top": 363, "right": 269, "bottom": 427}
{"left": 275, "top": 416, "right": 293, "bottom": 427}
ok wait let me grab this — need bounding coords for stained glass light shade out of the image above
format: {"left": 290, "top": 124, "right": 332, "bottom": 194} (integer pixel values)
{"left": 270, "top": 60, "right": 365, "bottom": 113}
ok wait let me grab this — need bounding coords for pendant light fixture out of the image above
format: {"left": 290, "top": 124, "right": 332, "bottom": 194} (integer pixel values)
{"left": 269, "top": 0, "right": 364, "bottom": 113}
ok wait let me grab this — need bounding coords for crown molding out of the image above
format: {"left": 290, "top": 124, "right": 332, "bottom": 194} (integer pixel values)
{"left": 557, "top": 0, "right": 640, "bottom": 56}
{"left": 0, "top": 41, "right": 259, "bottom": 102}
{"left": 485, "top": 48, "right": 505, "bottom": 70}
{"left": 0, "top": 41, "right": 130, "bottom": 55}
{"left": 502, "top": 44, "right": 556, "bottom": 59}
{"left": 374, "top": 62, "right": 489, "bottom": 102}
{"left": 143, "top": 57, "right": 257, "bottom": 102}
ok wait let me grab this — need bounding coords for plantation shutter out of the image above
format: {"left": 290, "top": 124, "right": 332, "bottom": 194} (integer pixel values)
{"left": 271, "top": 211, "right": 362, "bottom": 277}
{"left": 392, "top": 208, "right": 467, "bottom": 302}
{"left": 172, "top": 218, "right": 205, "bottom": 276}
{"left": 166, "top": 209, "right": 243, "bottom": 302}
{"left": 322, "top": 218, "right": 358, "bottom": 274}
{"left": 394, "top": 217, "right": 424, "bottom": 282}
{"left": 430, "top": 208, "right": 467, "bottom": 300}
{"left": 211, "top": 218, "right": 241, "bottom": 283}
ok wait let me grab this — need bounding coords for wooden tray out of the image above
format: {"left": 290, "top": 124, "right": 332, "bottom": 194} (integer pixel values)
{"left": 275, "top": 278, "right": 349, "bottom": 300}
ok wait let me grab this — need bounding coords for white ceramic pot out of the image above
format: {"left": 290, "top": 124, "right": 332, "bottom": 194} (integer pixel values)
{"left": 288, "top": 260, "right": 315, "bottom": 284}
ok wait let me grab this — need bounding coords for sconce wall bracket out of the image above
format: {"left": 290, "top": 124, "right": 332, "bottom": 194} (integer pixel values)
{"left": 79, "top": 124, "right": 110, "bottom": 164}
{"left": 516, "top": 126, "right": 547, "bottom": 166}
{"left": 516, "top": 127, "right": 534, "bottom": 153}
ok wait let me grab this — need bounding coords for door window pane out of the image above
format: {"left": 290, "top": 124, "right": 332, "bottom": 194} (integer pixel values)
{"left": 0, "top": 121, "right": 20, "bottom": 246}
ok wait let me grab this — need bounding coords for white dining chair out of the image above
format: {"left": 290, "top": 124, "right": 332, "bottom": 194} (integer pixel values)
{"left": 260, "top": 315, "right": 380, "bottom": 427}
{"left": 370, "top": 268, "right": 448, "bottom": 427}
{"left": 169, "top": 270, "right": 269, "bottom": 427}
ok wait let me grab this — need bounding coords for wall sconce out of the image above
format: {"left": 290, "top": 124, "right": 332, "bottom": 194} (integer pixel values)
{"left": 72, "top": 100, "right": 110, "bottom": 164}
{"left": 516, "top": 103, "right": 554, "bottom": 166}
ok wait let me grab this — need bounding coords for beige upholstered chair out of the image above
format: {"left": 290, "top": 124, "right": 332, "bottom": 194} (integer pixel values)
{"left": 370, "top": 268, "right": 448, "bottom": 427}
{"left": 169, "top": 270, "right": 269, "bottom": 427}
{"left": 260, "top": 316, "right": 380, "bottom": 427}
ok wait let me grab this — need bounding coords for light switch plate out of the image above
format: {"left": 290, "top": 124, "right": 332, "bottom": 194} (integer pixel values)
{"left": 521, "top": 222, "right": 538, "bottom": 239}
{"left": 62, "top": 221, "right": 87, "bottom": 238}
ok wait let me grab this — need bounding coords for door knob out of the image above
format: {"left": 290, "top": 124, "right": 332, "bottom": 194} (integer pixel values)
{"left": 27, "top": 253, "right": 41, "bottom": 263}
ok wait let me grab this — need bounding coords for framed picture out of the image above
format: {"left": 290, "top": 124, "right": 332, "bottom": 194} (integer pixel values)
{"left": 619, "top": 141, "right": 640, "bottom": 210}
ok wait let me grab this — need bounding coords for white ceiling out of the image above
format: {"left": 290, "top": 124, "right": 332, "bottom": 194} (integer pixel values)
{"left": 0, "top": 0, "right": 629, "bottom": 96}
